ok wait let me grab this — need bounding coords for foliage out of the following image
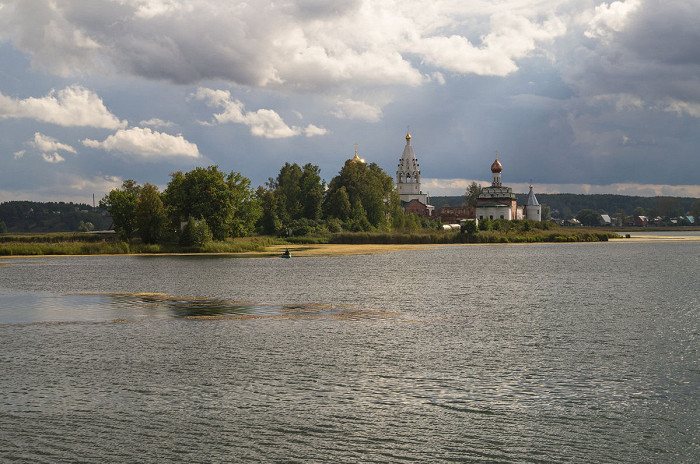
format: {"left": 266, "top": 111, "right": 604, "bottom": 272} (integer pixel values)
{"left": 462, "top": 220, "right": 478, "bottom": 235}
{"left": 257, "top": 162, "right": 325, "bottom": 234}
{"left": 179, "top": 217, "right": 213, "bottom": 248}
{"left": 576, "top": 209, "right": 602, "bottom": 226}
{"left": 163, "top": 166, "right": 260, "bottom": 240}
{"left": 135, "top": 183, "right": 167, "bottom": 244}
{"left": 463, "top": 181, "right": 482, "bottom": 207}
{"left": 77, "top": 221, "right": 94, "bottom": 232}
{"left": 100, "top": 180, "right": 140, "bottom": 241}
{"left": 0, "top": 221, "right": 6, "bottom": 234}
{"left": 324, "top": 159, "right": 396, "bottom": 229}
{"left": 0, "top": 201, "right": 111, "bottom": 234}
{"left": 691, "top": 200, "right": 700, "bottom": 221}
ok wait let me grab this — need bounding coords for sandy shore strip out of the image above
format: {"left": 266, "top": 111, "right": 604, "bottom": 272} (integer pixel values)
{"left": 620, "top": 234, "right": 700, "bottom": 243}
{"left": 252, "top": 243, "right": 449, "bottom": 257}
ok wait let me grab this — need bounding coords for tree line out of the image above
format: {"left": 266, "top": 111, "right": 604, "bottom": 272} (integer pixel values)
{"left": 98, "top": 157, "right": 431, "bottom": 245}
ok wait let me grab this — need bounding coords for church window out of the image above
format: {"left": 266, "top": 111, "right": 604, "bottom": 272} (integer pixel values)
{"left": 500, "top": 215, "right": 504, "bottom": 219}
{"left": 490, "top": 215, "right": 493, "bottom": 220}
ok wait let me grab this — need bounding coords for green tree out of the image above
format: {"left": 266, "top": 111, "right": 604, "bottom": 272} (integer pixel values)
{"left": 462, "top": 219, "right": 478, "bottom": 235}
{"left": 179, "top": 217, "right": 213, "bottom": 247}
{"left": 324, "top": 186, "right": 351, "bottom": 221}
{"left": 464, "top": 181, "right": 482, "bottom": 207}
{"left": 690, "top": 200, "right": 700, "bottom": 221}
{"left": 633, "top": 206, "right": 646, "bottom": 217}
{"left": 576, "top": 209, "right": 602, "bottom": 226}
{"left": 541, "top": 204, "right": 551, "bottom": 221}
{"left": 163, "top": 166, "right": 260, "bottom": 240}
{"left": 0, "top": 221, "right": 7, "bottom": 234}
{"left": 135, "top": 183, "right": 167, "bottom": 244}
{"left": 256, "top": 186, "right": 282, "bottom": 235}
{"left": 656, "top": 197, "right": 682, "bottom": 218}
{"left": 100, "top": 180, "right": 140, "bottom": 241}
{"left": 77, "top": 221, "right": 94, "bottom": 232}
{"left": 324, "top": 159, "right": 396, "bottom": 228}
{"left": 299, "top": 163, "right": 324, "bottom": 221}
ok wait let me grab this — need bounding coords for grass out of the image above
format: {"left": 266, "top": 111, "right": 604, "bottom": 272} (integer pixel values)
{"left": 0, "top": 228, "right": 620, "bottom": 256}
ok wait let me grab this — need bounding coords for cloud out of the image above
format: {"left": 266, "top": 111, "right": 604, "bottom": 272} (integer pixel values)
{"left": 332, "top": 98, "right": 383, "bottom": 122}
{"left": 664, "top": 99, "right": 700, "bottom": 118}
{"left": 585, "top": 0, "right": 641, "bottom": 40}
{"left": 0, "top": 85, "right": 127, "bottom": 129}
{"left": 193, "top": 87, "right": 326, "bottom": 138}
{"left": 0, "top": 0, "right": 568, "bottom": 89}
{"left": 42, "top": 153, "right": 65, "bottom": 163}
{"left": 139, "top": 118, "right": 175, "bottom": 128}
{"left": 82, "top": 127, "right": 200, "bottom": 159}
{"left": 413, "top": 13, "right": 565, "bottom": 76}
{"left": 30, "top": 132, "right": 77, "bottom": 154}
{"left": 13, "top": 150, "right": 25, "bottom": 159}
{"left": 0, "top": 174, "right": 125, "bottom": 203}
{"left": 304, "top": 124, "right": 328, "bottom": 137}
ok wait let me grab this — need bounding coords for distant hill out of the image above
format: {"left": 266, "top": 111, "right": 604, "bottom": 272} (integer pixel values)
{"left": 430, "top": 194, "right": 699, "bottom": 219}
{"left": 0, "top": 201, "right": 111, "bottom": 233}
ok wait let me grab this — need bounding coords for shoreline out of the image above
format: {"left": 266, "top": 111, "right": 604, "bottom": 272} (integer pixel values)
{"left": 1, "top": 233, "right": 699, "bottom": 260}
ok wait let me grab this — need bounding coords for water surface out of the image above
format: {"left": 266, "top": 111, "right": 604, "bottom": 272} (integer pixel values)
{"left": 1, "top": 236, "right": 698, "bottom": 462}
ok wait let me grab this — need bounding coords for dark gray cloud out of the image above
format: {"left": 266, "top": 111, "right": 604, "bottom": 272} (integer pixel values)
{"left": 0, "top": 0, "right": 698, "bottom": 201}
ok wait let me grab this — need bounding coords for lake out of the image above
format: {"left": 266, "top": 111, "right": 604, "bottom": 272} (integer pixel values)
{"left": 1, "top": 233, "right": 698, "bottom": 463}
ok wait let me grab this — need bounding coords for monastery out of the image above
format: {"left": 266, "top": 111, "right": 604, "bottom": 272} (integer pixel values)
{"left": 393, "top": 131, "right": 541, "bottom": 222}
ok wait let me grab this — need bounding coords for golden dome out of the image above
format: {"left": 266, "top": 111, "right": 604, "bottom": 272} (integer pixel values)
{"left": 406, "top": 131, "right": 411, "bottom": 141}
{"left": 350, "top": 143, "right": 365, "bottom": 163}
{"left": 491, "top": 158, "right": 503, "bottom": 173}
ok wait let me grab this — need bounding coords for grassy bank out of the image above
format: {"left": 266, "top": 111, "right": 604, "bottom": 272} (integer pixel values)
{"left": 290, "top": 228, "right": 620, "bottom": 245}
{"left": 0, "top": 228, "right": 620, "bottom": 256}
{"left": 0, "top": 233, "right": 275, "bottom": 256}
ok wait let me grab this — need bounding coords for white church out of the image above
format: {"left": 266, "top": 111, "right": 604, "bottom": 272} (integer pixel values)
{"left": 475, "top": 154, "right": 541, "bottom": 221}
{"left": 393, "top": 131, "right": 540, "bottom": 222}
{"left": 396, "top": 131, "right": 435, "bottom": 217}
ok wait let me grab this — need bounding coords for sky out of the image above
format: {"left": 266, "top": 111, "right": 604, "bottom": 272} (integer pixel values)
{"left": 1, "top": 0, "right": 699, "bottom": 203}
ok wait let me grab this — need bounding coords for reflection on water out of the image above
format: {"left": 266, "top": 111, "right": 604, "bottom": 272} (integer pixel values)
{"left": 0, "top": 291, "right": 402, "bottom": 324}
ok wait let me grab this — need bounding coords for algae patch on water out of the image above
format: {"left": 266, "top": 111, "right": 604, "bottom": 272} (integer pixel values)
{"left": 73, "top": 292, "right": 403, "bottom": 321}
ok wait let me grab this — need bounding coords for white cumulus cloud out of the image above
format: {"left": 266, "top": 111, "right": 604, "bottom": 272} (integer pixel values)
{"left": 193, "top": 87, "right": 326, "bottom": 138}
{"left": 139, "top": 118, "right": 175, "bottom": 128}
{"left": 30, "top": 132, "right": 77, "bottom": 154}
{"left": 82, "top": 127, "right": 200, "bottom": 159}
{"left": 0, "top": 85, "right": 126, "bottom": 129}
{"left": 42, "top": 153, "right": 65, "bottom": 163}
{"left": 332, "top": 98, "right": 384, "bottom": 122}
{"left": 585, "top": 0, "right": 641, "bottom": 40}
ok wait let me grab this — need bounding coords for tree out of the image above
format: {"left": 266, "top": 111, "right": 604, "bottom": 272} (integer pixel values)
{"left": 299, "top": 163, "right": 324, "bottom": 221}
{"left": 323, "top": 159, "right": 396, "bottom": 229}
{"left": 576, "top": 209, "right": 602, "bottom": 226}
{"left": 135, "top": 183, "right": 167, "bottom": 244}
{"left": 464, "top": 182, "right": 482, "bottom": 207}
{"left": 100, "top": 180, "right": 140, "bottom": 241}
{"left": 541, "top": 205, "right": 551, "bottom": 221}
{"left": 656, "top": 197, "right": 682, "bottom": 218}
{"left": 633, "top": 206, "right": 646, "bottom": 217}
{"left": 462, "top": 219, "right": 478, "bottom": 235}
{"left": 690, "top": 200, "right": 700, "bottom": 221}
{"left": 0, "top": 221, "right": 8, "bottom": 234}
{"left": 163, "top": 166, "right": 260, "bottom": 240}
{"left": 179, "top": 217, "right": 213, "bottom": 247}
{"left": 324, "top": 186, "right": 351, "bottom": 221}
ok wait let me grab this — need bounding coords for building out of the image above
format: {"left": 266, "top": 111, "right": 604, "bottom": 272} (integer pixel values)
{"left": 523, "top": 184, "right": 541, "bottom": 221}
{"left": 475, "top": 155, "right": 518, "bottom": 221}
{"left": 396, "top": 131, "right": 434, "bottom": 216}
{"left": 475, "top": 155, "right": 540, "bottom": 222}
